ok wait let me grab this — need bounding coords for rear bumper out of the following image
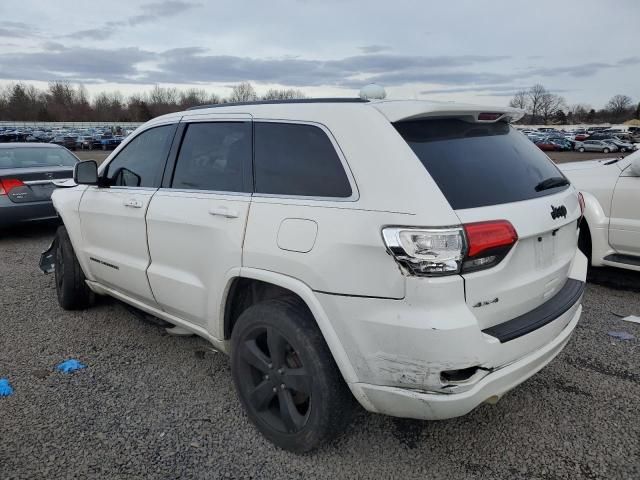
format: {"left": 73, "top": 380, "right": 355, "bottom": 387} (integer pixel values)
{"left": 316, "top": 249, "right": 587, "bottom": 420}
{"left": 351, "top": 304, "right": 581, "bottom": 420}
{"left": 0, "top": 197, "right": 57, "bottom": 227}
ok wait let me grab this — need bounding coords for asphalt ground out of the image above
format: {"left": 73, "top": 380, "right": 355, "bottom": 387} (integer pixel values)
{"left": 1, "top": 223, "right": 639, "bottom": 479}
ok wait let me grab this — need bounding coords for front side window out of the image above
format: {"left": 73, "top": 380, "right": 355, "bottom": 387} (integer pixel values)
{"left": 106, "top": 124, "right": 176, "bottom": 188}
{"left": 171, "top": 122, "right": 251, "bottom": 192}
{"left": 254, "top": 122, "right": 352, "bottom": 198}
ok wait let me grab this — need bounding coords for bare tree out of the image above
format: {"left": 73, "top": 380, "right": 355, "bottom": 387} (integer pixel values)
{"left": 509, "top": 90, "right": 528, "bottom": 110}
{"left": 568, "top": 104, "right": 591, "bottom": 123}
{"left": 262, "top": 88, "right": 306, "bottom": 101}
{"left": 228, "top": 82, "right": 257, "bottom": 103}
{"left": 527, "top": 84, "right": 547, "bottom": 124}
{"left": 539, "top": 92, "right": 566, "bottom": 125}
{"left": 605, "top": 94, "right": 633, "bottom": 115}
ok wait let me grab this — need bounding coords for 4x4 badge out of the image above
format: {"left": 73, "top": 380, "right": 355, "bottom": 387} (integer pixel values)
{"left": 550, "top": 205, "right": 567, "bottom": 220}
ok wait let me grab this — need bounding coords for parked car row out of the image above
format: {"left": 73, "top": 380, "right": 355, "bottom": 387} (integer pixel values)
{"left": 0, "top": 126, "right": 133, "bottom": 151}
{"left": 519, "top": 127, "right": 639, "bottom": 153}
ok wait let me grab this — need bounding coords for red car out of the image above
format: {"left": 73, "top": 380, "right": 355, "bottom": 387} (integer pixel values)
{"left": 534, "top": 140, "right": 559, "bottom": 151}
{"left": 574, "top": 134, "right": 589, "bottom": 141}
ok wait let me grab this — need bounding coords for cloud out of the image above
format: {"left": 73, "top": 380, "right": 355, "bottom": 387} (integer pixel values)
{"left": 0, "top": 21, "right": 39, "bottom": 38}
{"left": 528, "top": 62, "right": 613, "bottom": 77}
{"left": 0, "top": 46, "right": 155, "bottom": 83}
{"left": 358, "top": 45, "right": 391, "bottom": 54}
{"left": 62, "top": 1, "right": 201, "bottom": 40}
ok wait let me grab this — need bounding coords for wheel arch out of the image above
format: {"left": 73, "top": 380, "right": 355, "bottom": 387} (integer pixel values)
{"left": 220, "top": 268, "right": 359, "bottom": 384}
{"left": 579, "top": 190, "right": 612, "bottom": 266}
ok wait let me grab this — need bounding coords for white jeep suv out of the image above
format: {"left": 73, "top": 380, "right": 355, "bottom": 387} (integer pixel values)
{"left": 559, "top": 151, "right": 640, "bottom": 272}
{"left": 42, "top": 98, "right": 587, "bottom": 452}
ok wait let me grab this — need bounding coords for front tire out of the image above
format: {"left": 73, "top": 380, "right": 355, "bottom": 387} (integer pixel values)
{"left": 578, "top": 147, "right": 585, "bottom": 152}
{"left": 55, "top": 226, "right": 93, "bottom": 310}
{"left": 603, "top": 148, "right": 610, "bottom": 153}
{"left": 230, "top": 298, "right": 354, "bottom": 452}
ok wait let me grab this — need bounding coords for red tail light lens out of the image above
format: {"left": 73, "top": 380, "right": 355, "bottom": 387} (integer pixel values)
{"left": 0, "top": 178, "right": 25, "bottom": 195}
{"left": 477, "top": 112, "right": 503, "bottom": 121}
{"left": 462, "top": 220, "right": 518, "bottom": 272}
{"left": 464, "top": 220, "right": 518, "bottom": 257}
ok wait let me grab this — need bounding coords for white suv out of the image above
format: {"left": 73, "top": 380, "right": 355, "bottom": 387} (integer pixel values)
{"left": 41, "top": 98, "right": 587, "bottom": 452}
{"left": 559, "top": 151, "right": 640, "bottom": 272}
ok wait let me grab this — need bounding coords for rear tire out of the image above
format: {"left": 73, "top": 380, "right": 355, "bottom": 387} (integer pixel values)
{"left": 55, "top": 226, "right": 93, "bottom": 310}
{"left": 603, "top": 148, "right": 610, "bottom": 153}
{"left": 230, "top": 298, "right": 354, "bottom": 452}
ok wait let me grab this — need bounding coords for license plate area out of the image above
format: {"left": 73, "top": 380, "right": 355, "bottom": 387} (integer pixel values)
{"left": 534, "top": 229, "right": 559, "bottom": 269}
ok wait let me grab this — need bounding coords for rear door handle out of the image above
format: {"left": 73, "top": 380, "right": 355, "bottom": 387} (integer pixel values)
{"left": 209, "top": 206, "right": 239, "bottom": 218}
{"left": 124, "top": 199, "right": 143, "bottom": 208}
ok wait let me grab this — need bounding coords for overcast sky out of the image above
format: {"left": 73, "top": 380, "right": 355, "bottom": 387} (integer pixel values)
{"left": 0, "top": 0, "right": 638, "bottom": 107}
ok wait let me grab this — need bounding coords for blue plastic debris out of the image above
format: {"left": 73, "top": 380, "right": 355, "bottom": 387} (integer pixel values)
{"left": 56, "top": 359, "right": 87, "bottom": 373}
{"left": 608, "top": 331, "right": 635, "bottom": 341}
{"left": 0, "top": 378, "right": 14, "bottom": 397}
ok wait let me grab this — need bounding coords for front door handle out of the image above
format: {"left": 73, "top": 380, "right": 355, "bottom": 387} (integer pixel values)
{"left": 209, "top": 206, "right": 239, "bottom": 218}
{"left": 124, "top": 199, "right": 143, "bottom": 208}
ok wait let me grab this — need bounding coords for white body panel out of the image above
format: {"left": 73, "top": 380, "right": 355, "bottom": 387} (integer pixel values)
{"left": 52, "top": 99, "right": 586, "bottom": 421}
{"left": 560, "top": 152, "right": 640, "bottom": 271}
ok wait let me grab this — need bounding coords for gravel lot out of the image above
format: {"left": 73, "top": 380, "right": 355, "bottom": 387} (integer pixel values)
{"left": 1, "top": 224, "right": 639, "bottom": 479}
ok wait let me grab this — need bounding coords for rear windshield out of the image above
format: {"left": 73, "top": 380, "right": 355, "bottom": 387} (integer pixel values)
{"left": 0, "top": 147, "right": 77, "bottom": 169}
{"left": 394, "top": 119, "right": 568, "bottom": 210}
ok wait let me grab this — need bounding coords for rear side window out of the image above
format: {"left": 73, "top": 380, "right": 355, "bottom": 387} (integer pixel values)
{"left": 254, "top": 122, "right": 352, "bottom": 198}
{"left": 0, "top": 147, "right": 77, "bottom": 168}
{"left": 106, "top": 124, "right": 175, "bottom": 188}
{"left": 394, "top": 119, "right": 567, "bottom": 210}
{"left": 171, "top": 122, "right": 251, "bottom": 192}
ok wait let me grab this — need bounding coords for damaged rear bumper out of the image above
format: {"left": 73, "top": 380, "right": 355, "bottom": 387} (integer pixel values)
{"left": 39, "top": 239, "right": 57, "bottom": 274}
{"left": 349, "top": 303, "right": 581, "bottom": 420}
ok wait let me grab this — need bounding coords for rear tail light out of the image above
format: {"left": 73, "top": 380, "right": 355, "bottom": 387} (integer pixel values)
{"left": 462, "top": 221, "right": 518, "bottom": 273}
{"left": 383, "top": 220, "right": 518, "bottom": 276}
{"left": 0, "top": 178, "right": 25, "bottom": 196}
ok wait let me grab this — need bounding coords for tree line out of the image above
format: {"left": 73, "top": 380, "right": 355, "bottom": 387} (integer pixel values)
{"left": 509, "top": 84, "right": 640, "bottom": 125}
{"left": 0, "top": 82, "right": 305, "bottom": 122}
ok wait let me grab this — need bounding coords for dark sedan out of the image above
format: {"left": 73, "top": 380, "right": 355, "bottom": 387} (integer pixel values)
{"left": 0, "top": 144, "right": 78, "bottom": 228}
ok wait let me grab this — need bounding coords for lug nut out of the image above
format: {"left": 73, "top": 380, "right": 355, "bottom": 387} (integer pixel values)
{"left": 272, "top": 387, "right": 277, "bottom": 393}
{"left": 264, "top": 374, "right": 269, "bottom": 380}
{"left": 280, "top": 383, "right": 286, "bottom": 390}
{"left": 277, "top": 368, "right": 284, "bottom": 374}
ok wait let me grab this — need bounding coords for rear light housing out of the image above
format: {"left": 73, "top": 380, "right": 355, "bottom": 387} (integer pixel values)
{"left": 0, "top": 178, "right": 25, "bottom": 196}
{"left": 383, "top": 220, "right": 518, "bottom": 276}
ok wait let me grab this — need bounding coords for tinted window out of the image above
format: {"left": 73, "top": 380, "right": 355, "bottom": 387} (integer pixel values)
{"left": 394, "top": 119, "right": 568, "bottom": 210}
{"left": 254, "top": 122, "right": 352, "bottom": 197}
{"left": 106, "top": 124, "right": 175, "bottom": 188}
{"left": 171, "top": 122, "right": 251, "bottom": 192}
{"left": 0, "top": 147, "right": 77, "bottom": 168}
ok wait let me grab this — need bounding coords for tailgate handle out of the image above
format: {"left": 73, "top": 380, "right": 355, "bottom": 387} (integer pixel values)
{"left": 209, "top": 206, "right": 239, "bottom": 218}
{"left": 124, "top": 199, "right": 143, "bottom": 208}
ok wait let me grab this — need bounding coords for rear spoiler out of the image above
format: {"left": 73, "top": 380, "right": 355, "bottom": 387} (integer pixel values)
{"left": 370, "top": 100, "right": 524, "bottom": 124}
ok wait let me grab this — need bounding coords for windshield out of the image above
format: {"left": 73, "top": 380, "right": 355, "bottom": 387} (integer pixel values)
{"left": 394, "top": 119, "right": 569, "bottom": 210}
{"left": 0, "top": 147, "right": 78, "bottom": 168}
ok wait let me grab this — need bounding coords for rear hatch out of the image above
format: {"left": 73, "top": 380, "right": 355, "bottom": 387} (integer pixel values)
{"left": 0, "top": 147, "right": 76, "bottom": 203}
{"left": 393, "top": 116, "right": 581, "bottom": 330}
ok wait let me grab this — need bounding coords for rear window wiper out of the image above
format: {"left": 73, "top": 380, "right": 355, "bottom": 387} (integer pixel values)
{"left": 535, "top": 176, "right": 570, "bottom": 192}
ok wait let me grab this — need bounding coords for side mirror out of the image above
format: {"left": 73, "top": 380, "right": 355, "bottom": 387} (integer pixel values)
{"left": 630, "top": 155, "right": 640, "bottom": 176}
{"left": 74, "top": 160, "right": 98, "bottom": 185}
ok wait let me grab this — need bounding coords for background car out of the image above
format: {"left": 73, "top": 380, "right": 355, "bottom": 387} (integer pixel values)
{"left": 0, "top": 143, "right": 77, "bottom": 228}
{"left": 574, "top": 140, "right": 618, "bottom": 153}
{"left": 604, "top": 138, "right": 636, "bottom": 153}
{"left": 49, "top": 135, "right": 78, "bottom": 150}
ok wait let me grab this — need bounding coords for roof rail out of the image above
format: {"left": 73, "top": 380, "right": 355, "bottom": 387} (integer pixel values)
{"left": 186, "top": 97, "right": 369, "bottom": 111}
